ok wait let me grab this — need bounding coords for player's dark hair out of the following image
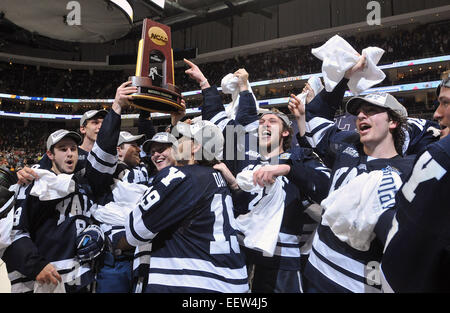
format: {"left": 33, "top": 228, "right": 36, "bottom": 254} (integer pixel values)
{"left": 387, "top": 109, "right": 407, "bottom": 156}
{"left": 282, "top": 125, "right": 293, "bottom": 152}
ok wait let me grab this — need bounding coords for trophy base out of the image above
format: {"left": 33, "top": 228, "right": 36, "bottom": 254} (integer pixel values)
{"left": 129, "top": 76, "right": 183, "bottom": 113}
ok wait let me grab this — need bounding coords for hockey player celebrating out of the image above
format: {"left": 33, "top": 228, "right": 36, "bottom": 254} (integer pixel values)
{"left": 300, "top": 89, "right": 416, "bottom": 292}
{"left": 2, "top": 129, "right": 102, "bottom": 293}
{"left": 291, "top": 56, "right": 441, "bottom": 293}
{"left": 84, "top": 81, "right": 184, "bottom": 292}
{"left": 118, "top": 118, "right": 249, "bottom": 293}
{"left": 184, "top": 59, "right": 331, "bottom": 293}
{"left": 379, "top": 76, "right": 450, "bottom": 292}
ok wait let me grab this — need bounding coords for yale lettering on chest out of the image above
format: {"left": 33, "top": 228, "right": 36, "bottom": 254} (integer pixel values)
{"left": 55, "top": 194, "right": 90, "bottom": 226}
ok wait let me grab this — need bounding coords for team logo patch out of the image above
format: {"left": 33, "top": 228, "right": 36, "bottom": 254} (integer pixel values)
{"left": 357, "top": 163, "right": 367, "bottom": 171}
{"left": 279, "top": 153, "right": 291, "bottom": 160}
{"left": 342, "top": 147, "right": 359, "bottom": 158}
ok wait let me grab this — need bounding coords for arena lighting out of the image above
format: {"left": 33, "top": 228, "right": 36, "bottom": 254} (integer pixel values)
{"left": 1, "top": 54, "right": 448, "bottom": 100}
{"left": 0, "top": 0, "right": 133, "bottom": 43}
{"left": 142, "top": 0, "right": 165, "bottom": 15}
{"left": 0, "top": 80, "right": 443, "bottom": 121}
{"left": 150, "top": 0, "right": 165, "bottom": 9}
{"left": 111, "top": 0, "right": 134, "bottom": 21}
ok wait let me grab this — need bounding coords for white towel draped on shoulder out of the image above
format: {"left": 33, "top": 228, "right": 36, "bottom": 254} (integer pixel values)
{"left": 312, "top": 35, "right": 385, "bottom": 95}
{"left": 30, "top": 169, "right": 75, "bottom": 201}
{"left": 321, "top": 170, "right": 402, "bottom": 251}
{"left": 235, "top": 165, "right": 285, "bottom": 257}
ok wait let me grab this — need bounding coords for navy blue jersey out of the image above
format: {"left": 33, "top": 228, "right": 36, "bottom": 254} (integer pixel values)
{"left": 379, "top": 135, "right": 450, "bottom": 292}
{"left": 201, "top": 86, "right": 260, "bottom": 175}
{"left": 303, "top": 103, "right": 416, "bottom": 292}
{"left": 125, "top": 164, "right": 249, "bottom": 293}
{"left": 85, "top": 110, "right": 149, "bottom": 260}
{"left": 201, "top": 85, "right": 331, "bottom": 272}
{"left": 2, "top": 171, "right": 96, "bottom": 293}
{"left": 235, "top": 149, "right": 330, "bottom": 271}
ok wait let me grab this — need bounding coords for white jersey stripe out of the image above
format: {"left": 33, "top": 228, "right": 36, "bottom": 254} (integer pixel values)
{"left": 272, "top": 245, "right": 301, "bottom": 258}
{"left": 278, "top": 232, "right": 300, "bottom": 244}
{"left": 306, "top": 116, "right": 334, "bottom": 133}
{"left": 308, "top": 248, "right": 381, "bottom": 293}
{"left": 210, "top": 111, "right": 228, "bottom": 125}
{"left": 306, "top": 117, "right": 334, "bottom": 147}
{"left": 92, "top": 142, "right": 117, "bottom": 164}
{"left": 133, "top": 243, "right": 152, "bottom": 271}
{"left": 307, "top": 124, "right": 334, "bottom": 148}
{"left": 312, "top": 233, "right": 366, "bottom": 277}
{"left": 87, "top": 153, "right": 116, "bottom": 175}
{"left": 51, "top": 258, "right": 91, "bottom": 285}
{"left": 126, "top": 211, "right": 156, "bottom": 246}
{"left": 309, "top": 234, "right": 382, "bottom": 293}
{"left": 150, "top": 257, "right": 248, "bottom": 280}
{"left": 217, "top": 117, "right": 232, "bottom": 132}
{"left": 148, "top": 273, "right": 249, "bottom": 293}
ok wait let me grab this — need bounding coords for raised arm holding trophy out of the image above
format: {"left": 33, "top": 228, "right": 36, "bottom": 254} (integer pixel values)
{"left": 129, "top": 19, "right": 184, "bottom": 113}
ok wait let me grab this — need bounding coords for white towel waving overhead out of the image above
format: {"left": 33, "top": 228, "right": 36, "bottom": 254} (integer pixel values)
{"left": 234, "top": 165, "right": 285, "bottom": 257}
{"left": 308, "top": 76, "right": 325, "bottom": 96}
{"left": 297, "top": 76, "right": 324, "bottom": 104}
{"left": 321, "top": 169, "right": 402, "bottom": 251}
{"left": 221, "top": 73, "right": 259, "bottom": 120}
{"left": 311, "top": 35, "right": 385, "bottom": 95}
{"left": 30, "top": 169, "right": 75, "bottom": 201}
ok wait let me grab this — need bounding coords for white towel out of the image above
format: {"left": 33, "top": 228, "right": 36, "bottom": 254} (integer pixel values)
{"left": 308, "top": 76, "right": 325, "bottom": 96}
{"left": 92, "top": 179, "right": 147, "bottom": 226}
{"left": 312, "top": 35, "right": 386, "bottom": 95}
{"left": 235, "top": 166, "right": 285, "bottom": 257}
{"left": 33, "top": 281, "right": 66, "bottom": 293}
{"left": 29, "top": 169, "right": 75, "bottom": 201}
{"left": 297, "top": 76, "right": 324, "bottom": 104}
{"left": 0, "top": 210, "right": 14, "bottom": 258}
{"left": 221, "top": 73, "right": 259, "bottom": 120}
{"left": 0, "top": 184, "right": 21, "bottom": 258}
{"left": 321, "top": 170, "right": 402, "bottom": 251}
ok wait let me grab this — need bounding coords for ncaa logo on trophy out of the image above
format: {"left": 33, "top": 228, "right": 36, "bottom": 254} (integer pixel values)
{"left": 129, "top": 19, "right": 183, "bottom": 113}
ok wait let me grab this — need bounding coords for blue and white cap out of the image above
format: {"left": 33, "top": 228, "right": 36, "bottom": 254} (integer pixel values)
{"left": 46, "top": 129, "right": 82, "bottom": 151}
{"left": 142, "top": 132, "right": 177, "bottom": 153}
{"left": 346, "top": 92, "right": 407, "bottom": 118}
{"left": 174, "top": 120, "right": 224, "bottom": 161}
